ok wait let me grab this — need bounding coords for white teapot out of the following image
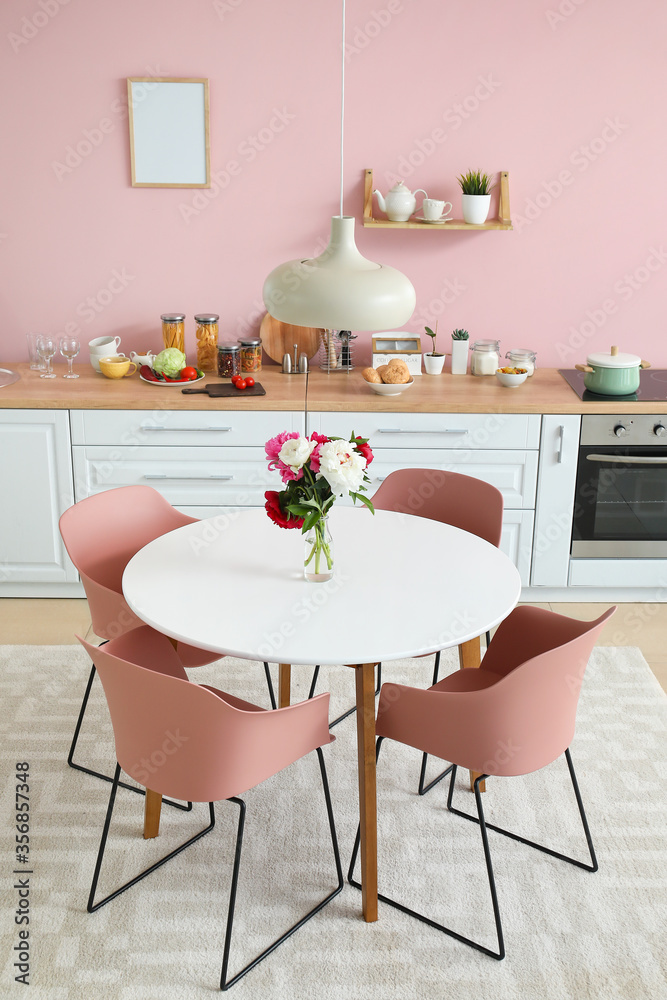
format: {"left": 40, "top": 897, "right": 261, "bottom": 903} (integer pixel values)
{"left": 373, "top": 181, "right": 427, "bottom": 222}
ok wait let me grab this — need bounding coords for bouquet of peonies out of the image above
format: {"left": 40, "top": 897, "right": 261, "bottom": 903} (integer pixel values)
{"left": 265, "top": 430, "right": 374, "bottom": 576}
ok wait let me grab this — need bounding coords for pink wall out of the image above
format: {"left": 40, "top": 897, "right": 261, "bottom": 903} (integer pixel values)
{"left": 1, "top": 0, "right": 666, "bottom": 368}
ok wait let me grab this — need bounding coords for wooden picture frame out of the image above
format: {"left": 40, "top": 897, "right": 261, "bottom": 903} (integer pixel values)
{"left": 127, "top": 77, "right": 210, "bottom": 188}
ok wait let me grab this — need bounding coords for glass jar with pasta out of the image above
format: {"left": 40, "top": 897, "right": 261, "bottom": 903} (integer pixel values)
{"left": 161, "top": 314, "right": 185, "bottom": 354}
{"left": 238, "top": 337, "right": 262, "bottom": 373}
{"left": 195, "top": 314, "right": 219, "bottom": 372}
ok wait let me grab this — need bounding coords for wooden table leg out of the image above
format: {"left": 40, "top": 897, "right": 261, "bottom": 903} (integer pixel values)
{"left": 459, "top": 637, "right": 486, "bottom": 793}
{"left": 354, "top": 662, "right": 379, "bottom": 922}
{"left": 279, "top": 663, "right": 291, "bottom": 708}
{"left": 143, "top": 788, "right": 162, "bottom": 839}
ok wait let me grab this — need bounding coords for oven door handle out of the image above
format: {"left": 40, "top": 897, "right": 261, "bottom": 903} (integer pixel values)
{"left": 586, "top": 454, "right": 667, "bottom": 465}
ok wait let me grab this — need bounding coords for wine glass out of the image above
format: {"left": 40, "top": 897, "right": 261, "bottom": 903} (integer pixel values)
{"left": 36, "top": 336, "right": 57, "bottom": 379}
{"left": 59, "top": 336, "right": 80, "bottom": 379}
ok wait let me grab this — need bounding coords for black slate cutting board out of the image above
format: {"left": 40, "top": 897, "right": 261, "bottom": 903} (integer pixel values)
{"left": 181, "top": 382, "right": 266, "bottom": 397}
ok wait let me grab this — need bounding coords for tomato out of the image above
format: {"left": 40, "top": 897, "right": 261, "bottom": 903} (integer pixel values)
{"left": 245, "top": 376, "right": 255, "bottom": 388}
{"left": 235, "top": 379, "right": 247, "bottom": 390}
{"left": 231, "top": 375, "right": 242, "bottom": 385}
{"left": 180, "top": 366, "right": 198, "bottom": 381}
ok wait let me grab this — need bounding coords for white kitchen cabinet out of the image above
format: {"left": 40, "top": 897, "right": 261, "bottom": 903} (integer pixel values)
{"left": 71, "top": 409, "right": 304, "bottom": 513}
{"left": 308, "top": 411, "right": 540, "bottom": 585}
{"left": 530, "top": 415, "right": 580, "bottom": 587}
{"left": 0, "top": 410, "right": 77, "bottom": 589}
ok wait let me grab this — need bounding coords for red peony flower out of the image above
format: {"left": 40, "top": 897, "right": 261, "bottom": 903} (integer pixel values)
{"left": 308, "top": 431, "right": 329, "bottom": 474}
{"left": 264, "top": 490, "right": 304, "bottom": 530}
{"left": 352, "top": 436, "right": 374, "bottom": 466}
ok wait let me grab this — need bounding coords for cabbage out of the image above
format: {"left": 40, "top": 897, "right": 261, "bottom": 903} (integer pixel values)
{"left": 153, "top": 348, "right": 186, "bottom": 378}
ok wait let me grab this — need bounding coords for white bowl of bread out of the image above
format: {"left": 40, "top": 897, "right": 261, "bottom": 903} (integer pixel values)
{"left": 362, "top": 359, "right": 414, "bottom": 395}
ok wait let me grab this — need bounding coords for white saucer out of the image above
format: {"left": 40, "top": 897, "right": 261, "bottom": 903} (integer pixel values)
{"left": 415, "top": 215, "right": 452, "bottom": 225}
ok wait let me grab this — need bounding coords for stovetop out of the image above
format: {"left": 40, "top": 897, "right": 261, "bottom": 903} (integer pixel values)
{"left": 559, "top": 369, "right": 667, "bottom": 402}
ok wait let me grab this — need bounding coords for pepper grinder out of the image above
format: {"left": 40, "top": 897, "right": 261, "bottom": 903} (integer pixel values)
{"left": 281, "top": 352, "right": 292, "bottom": 373}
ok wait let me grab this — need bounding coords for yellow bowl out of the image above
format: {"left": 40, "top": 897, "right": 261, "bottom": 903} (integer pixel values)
{"left": 98, "top": 355, "right": 137, "bottom": 379}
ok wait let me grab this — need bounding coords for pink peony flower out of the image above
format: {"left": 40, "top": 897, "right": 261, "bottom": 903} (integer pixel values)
{"left": 308, "top": 432, "right": 329, "bottom": 474}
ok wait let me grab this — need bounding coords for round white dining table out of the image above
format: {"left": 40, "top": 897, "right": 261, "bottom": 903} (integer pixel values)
{"left": 123, "top": 506, "right": 521, "bottom": 921}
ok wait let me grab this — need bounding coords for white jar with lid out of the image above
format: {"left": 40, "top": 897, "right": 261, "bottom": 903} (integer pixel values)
{"left": 471, "top": 339, "right": 500, "bottom": 376}
{"left": 505, "top": 348, "right": 536, "bottom": 375}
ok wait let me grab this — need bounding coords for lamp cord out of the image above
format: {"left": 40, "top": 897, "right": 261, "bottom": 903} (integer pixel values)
{"left": 339, "top": 0, "right": 346, "bottom": 218}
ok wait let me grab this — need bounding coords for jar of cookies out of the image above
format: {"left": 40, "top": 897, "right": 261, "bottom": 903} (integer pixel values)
{"left": 217, "top": 343, "right": 241, "bottom": 379}
{"left": 195, "top": 314, "right": 219, "bottom": 372}
{"left": 238, "top": 337, "right": 262, "bottom": 373}
{"left": 161, "top": 314, "right": 185, "bottom": 354}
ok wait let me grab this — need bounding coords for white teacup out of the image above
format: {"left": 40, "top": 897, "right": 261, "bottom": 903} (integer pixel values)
{"left": 422, "top": 198, "right": 453, "bottom": 221}
{"left": 89, "top": 336, "right": 121, "bottom": 372}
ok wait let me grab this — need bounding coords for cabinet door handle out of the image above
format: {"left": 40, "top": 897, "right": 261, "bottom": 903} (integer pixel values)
{"left": 557, "top": 424, "right": 565, "bottom": 464}
{"left": 143, "top": 474, "right": 234, "bottom": 481}
{"left": 377, "top": 428, "right": 467, "bottom": 435}
{"left": 138, "top": 425, "right": 232, "bottom": 432}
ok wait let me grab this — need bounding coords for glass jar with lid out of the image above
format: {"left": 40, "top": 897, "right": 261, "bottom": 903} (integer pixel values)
{"left": 161, "top": 313, "right": 185, "bottom": 354}
{"left": 238, "top": 337, "right": 262, "bottom": 373}
{"left": 470, "top": 339, "right": 500, "bottom": 376}
{"left": 217, "top": 343, "right": 241, "bottom": 379}
{"left": 505, "top": 348, "right": 536, "bottom": 375}
{"left": 195, "top": 314, "right": 219, "bottom": 372}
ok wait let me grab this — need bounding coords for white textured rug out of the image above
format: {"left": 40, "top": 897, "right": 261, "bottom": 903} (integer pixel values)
{"left": 0, "top": 644, "right": 665, "bottom": 1000}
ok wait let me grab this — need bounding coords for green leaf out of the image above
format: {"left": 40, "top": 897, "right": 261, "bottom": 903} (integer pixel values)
{"left": 302, "top": 510, "right": 321, "bottom": 532}
{"left": 351, "top": 492, "right": 375, "bottom": 513}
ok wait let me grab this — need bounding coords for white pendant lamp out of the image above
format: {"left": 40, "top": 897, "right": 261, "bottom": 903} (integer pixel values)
{"left": 262, "top": 1, "right": 415, "bottom": 331}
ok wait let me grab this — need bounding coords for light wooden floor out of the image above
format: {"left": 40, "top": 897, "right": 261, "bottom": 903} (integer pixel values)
{"left": 0, "top": 598, "right": 665, "bottom": 692}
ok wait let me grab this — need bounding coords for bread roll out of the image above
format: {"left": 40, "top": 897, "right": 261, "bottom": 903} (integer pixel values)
{"left": 362, "top": 367, "right": 382, "bottom": 383}
{"left": 382, "top": 365, "right": 411, "bottom": 384}
{"left": 376, "top": 365, "right": 390, "bottom": 382}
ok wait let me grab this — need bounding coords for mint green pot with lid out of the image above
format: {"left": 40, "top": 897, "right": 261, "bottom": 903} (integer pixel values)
{"left": 575, "top": 345, "right": 650, "bottom": 396}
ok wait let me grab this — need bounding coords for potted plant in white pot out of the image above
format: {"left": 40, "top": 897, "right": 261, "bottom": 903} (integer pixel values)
{"left": 450, "top": 328, "right": 469, "bottom": 375}
{"left": 423, "top": 323, "right": 445, "bottom": 375}
{"left": 457, "top": 169, "right": 494, "bottom": 224}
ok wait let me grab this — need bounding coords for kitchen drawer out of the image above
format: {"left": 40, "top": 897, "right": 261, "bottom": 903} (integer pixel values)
{"left": 70, "top": 409, "right": 304, "bottom": 448}
{"left": 72, "top": 446, "right": 272, "bottom": 507}
{"left": 361, "top": 449, "right": 538, "bottom": 508}
{"left": 308, "top": 412, "right": 541, "bottom": 450}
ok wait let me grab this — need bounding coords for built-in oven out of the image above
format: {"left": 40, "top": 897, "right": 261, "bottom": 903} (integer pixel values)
{"left": 572, "top": 414, "right": 667, "bottom": 557}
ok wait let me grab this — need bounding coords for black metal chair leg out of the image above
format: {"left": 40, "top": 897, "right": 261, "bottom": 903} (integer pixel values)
{"left": 418, "top": 652, "right": 454, "bottom": 795}
{"left": 448, "top": 748, "right": 598, "bottom": 872}
{"left": 263, "top": 662, "right": 277, "bottom": 710}
{"left": 220, "top": 747, "right": 343, "bottom": 990}
{"left": 349, "top": 754, "right": 504, "bottom": 960}
{"left": 88, "top": 763, "right": 216, "bottom": 913}
{"left": 68, "top": 661, "right": 193, "bottom": 812}
{"left": 309, "top": 664, "right": 381, "bottom": 728}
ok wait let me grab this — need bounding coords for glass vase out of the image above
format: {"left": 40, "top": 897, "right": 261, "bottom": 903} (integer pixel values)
{"left": 304, "top": 516, "right": 334, "bottom": 582}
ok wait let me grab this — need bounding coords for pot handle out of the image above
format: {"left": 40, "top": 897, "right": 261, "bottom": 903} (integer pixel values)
{"left": 640, "top": 360, "right": 651, "bottom": 369}
{"left": 574, "top": 364, "right": 594, "bottom": 373}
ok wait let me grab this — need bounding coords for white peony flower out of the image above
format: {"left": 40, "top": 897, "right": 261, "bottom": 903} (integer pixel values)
{"left": 278, "top": 436, "right": 316, "bottom": 474}
{"left": 318, "top": 440, "right": 367, "bottom": 496}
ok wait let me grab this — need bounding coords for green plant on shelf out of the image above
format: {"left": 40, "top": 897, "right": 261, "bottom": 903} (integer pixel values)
{"left": 452, "top": 329, "right": 469, "bottom": 341}
{"left": 456, "top": 170, "right": 494, "bottom": 196}
{"left": 424, "top": 322, "right": 444, "bottom": 357}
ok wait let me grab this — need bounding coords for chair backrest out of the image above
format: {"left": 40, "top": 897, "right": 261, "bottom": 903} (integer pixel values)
{"left": 377, "top": 605, "right": 616, "bottom": 777}
{"left": 372, "top": 468, "right": 503, "bottom": 546}
{"left": 60, "top": 486, "right": 197, "bottom": 639}
{"left": 76, "top": 626, "right": 332, "bottom": 803}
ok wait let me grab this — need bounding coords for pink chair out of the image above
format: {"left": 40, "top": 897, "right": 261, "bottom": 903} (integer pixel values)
{"left": 59, "top": 486, "right": 276, "bottom": 798}
{"left": 78, "top": 626, "right": 342, "bottom": 991}
{"left": 309, "top": 470, "right": 503, "bottom": 760}
{"left": 349, "top": 604, "right": 616, "bottom": 960}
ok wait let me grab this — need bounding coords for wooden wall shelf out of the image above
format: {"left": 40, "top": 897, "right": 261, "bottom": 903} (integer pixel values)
{"left": 363, "top": 169, "right": 512, "bottom": 230}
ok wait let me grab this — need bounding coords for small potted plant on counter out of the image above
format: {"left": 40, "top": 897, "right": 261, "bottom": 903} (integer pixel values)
{"left": 450, "top": 328, "right": 469, "bottom": 375}
{"left": 457, "top": 169, "right": 494, "bottom": 224}
{"left": 423, "top": 322, "right": 446, "bottom": 375}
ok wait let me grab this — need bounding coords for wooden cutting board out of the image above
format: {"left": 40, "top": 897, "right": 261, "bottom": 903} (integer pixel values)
{"left": 181, "top": 382, "right": 266, "bottom": 397}
{"left": 259, "top": 313, "right": 321, "bottom": 364}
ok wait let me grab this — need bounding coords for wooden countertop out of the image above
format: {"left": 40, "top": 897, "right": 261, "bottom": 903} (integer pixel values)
{"left": 1, "top": 362, "right": 666, "bottom": 414}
